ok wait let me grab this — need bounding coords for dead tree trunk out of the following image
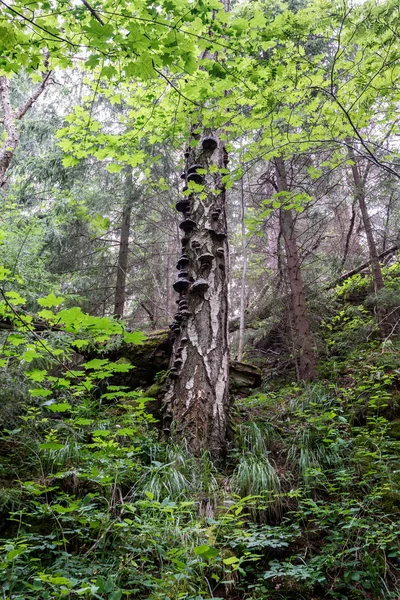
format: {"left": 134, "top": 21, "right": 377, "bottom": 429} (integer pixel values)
{"left": 114, "top": 167, "right": 134, "bottom": 318}
{"left": 162, "top": 133, "right": 230, "bottom": 458}
{"left": 274, "top": 157, "right": 316, "bottom": 381}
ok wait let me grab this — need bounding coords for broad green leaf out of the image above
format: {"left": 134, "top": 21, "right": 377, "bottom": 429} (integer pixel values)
{"left": 123, "top": 331, "right": 146, "bottom": 345}
{"left": 223, "top": 556, "right": 240, "bottom": 565}
{"left": 83, "top": 359, "right": 110, "bottom": 370}
{"left": 30, "top": 388, "right": 52, "bottom": 397}
{"left": 45, "top": 403, "right": 71, "bottom": 413}
{"left": 37, "top": 294, "right": 64, "bottom": 308}
{"left": 40, "top": 442, "right": 64, "bottom": 450}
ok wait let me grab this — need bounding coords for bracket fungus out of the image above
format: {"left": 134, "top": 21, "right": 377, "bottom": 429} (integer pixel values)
{"left": 201, "top": 136, "right": 218, "bottom": 151}
{"left": 187, "top": 163, "right": 202, "bottom": 174}
{"left": 187, "top": 164, "right": 204, "bottom": 185}
{"left": 176, "top": 199, "right": 190, "bottom": 213}
{"left": 179, "top": 218, "right": 196, "bottom": 233}
{"left": 176, "top": 255, "right": 189, "bottom": 269}
{"left": 198, "top": 253, "right": 214, "bottom": 267}
{"left": 216, "top": 247, "right": 225, "bottom": 257}
{"left": 188, "top": 172, "right": 204, "bottom": 185}
{"left": 191, "top": 278, "right": 209, "bottom": 295}
{"left": 173, "top": 278, "right": 190, "bottom": 293}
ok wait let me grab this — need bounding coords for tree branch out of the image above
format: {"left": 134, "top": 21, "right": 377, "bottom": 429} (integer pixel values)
{"left": 328, "top": 243, "right": 400, "bottom": 289}
{"left": 0, "top": 68, "right": 52, "bottom": 186}
{"left": 15, "top": 70, "right": 52, "bottom": 120}
{"left": 80, "top": 0, "right": 104, "bottom": 25}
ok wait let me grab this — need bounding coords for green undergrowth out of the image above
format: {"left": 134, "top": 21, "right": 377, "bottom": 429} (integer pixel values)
{"left": 1, "top": 278, "right": 400, "bottom": 599}
{"left": 2, "top": 367, "right": 400, "bottom": 599}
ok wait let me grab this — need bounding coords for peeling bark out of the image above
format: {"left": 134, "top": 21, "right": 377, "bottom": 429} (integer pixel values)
{"left": 162, "top": 135, "right": 230, "bottom": 458}
{"left": 274, "top": 157, "right": 316, "bottom": 381}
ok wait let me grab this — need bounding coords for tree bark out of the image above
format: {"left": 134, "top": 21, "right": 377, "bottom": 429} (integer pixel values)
{"left": 382, "top": 191, "right": 395, "bottom": 253}
{"left": 274, "top": 157, "right": 316, "bottom": 381}
{"left": 237, "top": 171, "right": 247, "bottom": 362}
{"left": 347, "top": 146, "right": 384, "bottom": 293}
{"left": 114, "top": 167, "right": 134, "bottom": 318}
{"left": 162, "top": 134, "right": 230, "bottom": 458}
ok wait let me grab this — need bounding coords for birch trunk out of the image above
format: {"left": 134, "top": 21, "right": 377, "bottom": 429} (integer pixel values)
{"left": 162, "top": 135, "right": 230, "bottom": 459}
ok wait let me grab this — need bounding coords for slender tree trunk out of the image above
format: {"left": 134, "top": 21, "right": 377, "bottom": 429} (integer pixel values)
{"left": 165, "top": 233, "right": 173, "bottom": 324}
{"left": 237, "top": 173, "right": 247, "bottom": 362}
{"left": 274, "top": 157, "right": 316, "bottom": 381}
{"left": 382, "top": 191, "right": 394, "bottom": 253}
{"left": 162, "top": 133, "right": 230, "bottom": 458}
{"left": 340, "top": 199, "right": 357, "bottom": 268}
{"left": 347, "top": 146, "right": 384, "bottom": 293}
{"left": 114, "top": 167, "right": 134, "bottom": 318}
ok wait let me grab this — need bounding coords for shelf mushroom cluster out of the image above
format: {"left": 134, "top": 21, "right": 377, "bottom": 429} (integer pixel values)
{"left": 168, "top": 135, "right": 226, "bottom": 376}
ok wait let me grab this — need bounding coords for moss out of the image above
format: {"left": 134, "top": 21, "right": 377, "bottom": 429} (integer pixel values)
{"left": 387, "top": 419, "right": 400, "bottom": 439}
{"left": 144, "top": 383, "right": 162, "bottom": 398}
{"left": 381, "top": 490, "right": 400, "bottom": 513}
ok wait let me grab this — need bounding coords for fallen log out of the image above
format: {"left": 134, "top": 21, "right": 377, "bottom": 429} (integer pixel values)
{"left": 0, "top": 320, "right": 262, "bottom": 392}
{"left": 101, "top": 329, "right": 261, "bottom": 391}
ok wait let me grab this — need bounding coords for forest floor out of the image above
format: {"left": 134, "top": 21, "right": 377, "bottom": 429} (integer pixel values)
{"left": 1, "top": 274, "right": 400, "bottom": 599}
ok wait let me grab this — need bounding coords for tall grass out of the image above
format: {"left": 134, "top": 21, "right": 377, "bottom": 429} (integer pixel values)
{"left": 131, "top": 444, "right": 219, "bottom": 503}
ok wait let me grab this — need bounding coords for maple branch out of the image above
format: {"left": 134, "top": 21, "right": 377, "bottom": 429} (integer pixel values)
{"left": 80, "top": 0, "right": 104, "bottom": 25}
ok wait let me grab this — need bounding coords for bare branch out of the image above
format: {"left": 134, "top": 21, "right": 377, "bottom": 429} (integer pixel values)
{"left": 0, "top": 67, "right": 52, "bottom": 186}
{"left": 15, "top": 70, "right": 52, "bottom": 120}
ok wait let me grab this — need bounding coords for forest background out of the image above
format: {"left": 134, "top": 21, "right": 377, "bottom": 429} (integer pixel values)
{"left": 1, "top": 0, "right": 400, "bottom": 598}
